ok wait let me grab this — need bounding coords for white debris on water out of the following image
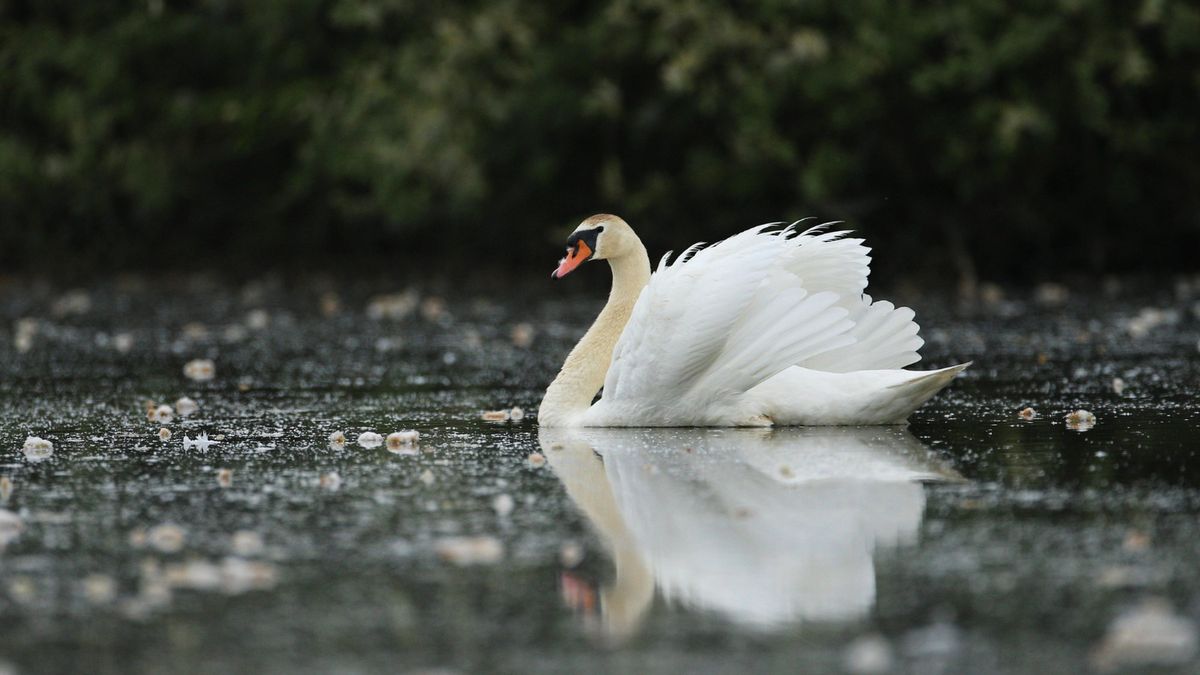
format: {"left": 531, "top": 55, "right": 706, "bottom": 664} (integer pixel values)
{"left": 181, "top": 322, "right": 209, "bottom": 340}
{"left": 14, "top": 318, "right": 38, "bottom": 353}
{"left": 1065, "top": 409, "right": 1097, "bottom": 431}
{"left": 843, "top": 634, "right": 894, "bottom": 674}
{"left": 527, "top": 452, "right": 546, "bottom": 468}
{"left": 328, "top": 430, "right": 347, "bottom": 448}
{"left": 146, "top": 524, "right": 186, "bottom": 554}
{"left": 386, "top": 430, "right": 420, "bottom": 452}
{"left": 1122, "top": 529, "right": 1150, "bottom": 552}
{"left": 223, "top": 324, "right": 248, "bottom": 343}
{"left": 7, "top": 575, "right": 35, "bottom": 604}
{"left": 357, "top": 431, "right": 383, "bottom": 448}
{"left": 112, "top": 332, "right": 134, "bottom": 354}
{"left": 492, "top": 493, "right": 515, "bottom": 517}
{"left": 51, "top": 289, "right": 92, "bottom": 317}
{"left": 175, "top": 396, "right": 199, "bottom": 416}
{"left": 183, "top": 358, "right": 216, "bottom": 381}
{"left": 979, "top": 282, "right": 1004, "bottom": 305}
{"left": 366, "top": 291, "right": 418, "bottom": 320}
{"left": 1092, "top": 598, "right": 1198, "bottom": 671}
{"left": 1018, "top": 406, "right": 1037, "bottom": 420}
{"left": 219, "top": 554, "right": 277, "bottom": 590}
{"left": 0, "top": 509, "right": 24, "bottom": 549}
{"left": 318, "top": 291, "right": 341, "bottom": 317}
{"left": 901, "top": 620, "right": 961, "bottom": 660}
{"left": 245, "top": 308, "right": 270, "bottom": 330}
{"left": 419, "top": 469, "right": 435, "bottom": 485}
{"left": 1111, "top": 377, "right": 1126, "bottom": 395}
{"left": 22, "top": 436, "right": 54, "bottom": 462}
{"left": 216, "top": 468, "right": 232, "bottom": 488}
{"left": 183, "top": 432, "right": 219, "bottom": 451}
{"left": 158, "top": 427, "right": 172, "bottom": 442}
{"left": 0, "top": 476, "right": 11, "bottom": 502}
{"left": 218, "top": 557, "right": 278, "bottom": 594}
{"left": 82, "top": 573, "right": 117, "bottom": 604}
{"left": 165, "top": 560, "right": 222, "bottom": 591}
{"left": 319, "top": 472, "right": 341, "bottom": 491}
{"left": 510, "top": 322, "right": 535, "bottom": 348}
{"left": 434, "top": 536, "right": 504, "bottom": 566}
{"left": 420, "top": 296, "right": 446, "bottom": 322}
{"left": 158, "top": 555, "right": 277, "bottom": 595}
{"left": 481, "top": 407, "right": 526, "bottom": 422}
{"left": 1126, "top": 307, "right": 1179, "bottom": 338}
{"left": 231, "top": 530, "right": 264, "bottom": 557}
{"left": 374, "top": 337, "right": 403, "bottom": 353}
{"left": 1034, "top": 282, "right": 1069, "bottom": 306}
{"left": 149, "top": 404, "right": 174, "bottom": 423}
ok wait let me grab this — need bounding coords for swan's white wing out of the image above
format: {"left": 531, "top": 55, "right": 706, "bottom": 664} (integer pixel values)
{"left": 597, "top": 225, "right": 857, "bottom": 422}
{"left": 801, "top": 295, "right": 924, "bottom": 372}
{"left": 782, "top": 228, "right": 923, "bottom": 372}
{"left": 780, "top": 226, "right": 872, "bottom": 303}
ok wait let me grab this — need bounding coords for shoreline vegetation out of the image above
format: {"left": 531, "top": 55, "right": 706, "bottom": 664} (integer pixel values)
{"left": 2, "top": 2, "right": 1199, "bottom": 282}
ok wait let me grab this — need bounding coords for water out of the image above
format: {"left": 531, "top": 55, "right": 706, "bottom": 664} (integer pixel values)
{"left": 1, "top": 279, "right": 1199, "bottom": 674}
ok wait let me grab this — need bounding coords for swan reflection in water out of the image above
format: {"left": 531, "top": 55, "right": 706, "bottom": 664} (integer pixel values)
{"left": 539, "top": 426, "right": 961, "bottom": 640}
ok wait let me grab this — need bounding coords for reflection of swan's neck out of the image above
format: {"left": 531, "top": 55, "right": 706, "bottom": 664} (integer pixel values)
{"left": 541, "top": 433, "right": 656, "bottom": 640}
{"left": 540, "top": 249, "right": 650, "bottom": 426}
{"left": 602, "top": 542, "right": 656, "bottom": 642}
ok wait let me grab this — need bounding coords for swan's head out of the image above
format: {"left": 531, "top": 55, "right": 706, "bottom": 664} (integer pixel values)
{"left": 552, "top": 214, "right": 634, "bottom": 279}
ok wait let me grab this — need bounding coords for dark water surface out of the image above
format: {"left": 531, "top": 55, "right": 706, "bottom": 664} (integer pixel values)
{"left": 1, "top": 279, "right": 1198, "bottom": 674}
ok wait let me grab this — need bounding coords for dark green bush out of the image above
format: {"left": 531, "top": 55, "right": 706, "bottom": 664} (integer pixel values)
{"left": 2, "top": 0, "right": 1198, "bottom": 282}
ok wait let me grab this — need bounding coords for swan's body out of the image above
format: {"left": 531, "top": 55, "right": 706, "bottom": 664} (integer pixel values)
{"left": 539, "top": 214, "right": 968, "bottom": 427}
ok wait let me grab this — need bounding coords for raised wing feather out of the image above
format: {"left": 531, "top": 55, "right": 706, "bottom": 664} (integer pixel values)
{"left": 781, "top": 226, "right": 872, "bottom": 305}
{"left": 605, "top": 225, "right": 784, "bottom": 402}
{"left": 783, "top": 227, "right": 924, "bottom": 372}
{"left": 601, "top": 224, "right": 858, "bottom": 414}
{"left": 801, "top": 295, "right": 924, "bottom": 372}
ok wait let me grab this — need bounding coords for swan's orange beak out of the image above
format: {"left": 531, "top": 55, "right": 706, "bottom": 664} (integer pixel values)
{"left": 552, "top": 240, "right": 592, "bottom": 279}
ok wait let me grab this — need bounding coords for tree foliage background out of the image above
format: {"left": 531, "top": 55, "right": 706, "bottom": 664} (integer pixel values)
{"left": 2, "top": 0, "right": 1198, "bottom": 283}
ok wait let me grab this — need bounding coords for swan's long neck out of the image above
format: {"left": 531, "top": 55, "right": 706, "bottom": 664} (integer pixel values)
{"left": 539, "top": 246, "right": 651, "bottom": 426}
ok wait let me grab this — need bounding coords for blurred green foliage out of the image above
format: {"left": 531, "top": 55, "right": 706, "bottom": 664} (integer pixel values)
{"left": 1, "top": 0, "right": 1198, "bottom": 282}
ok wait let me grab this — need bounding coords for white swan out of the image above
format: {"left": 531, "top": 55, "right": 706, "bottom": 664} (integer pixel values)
{"left": 539, "top": 214, "right": 969, "bottom": 427}
{"left": 541, "top": 426, "right": 960, "bottom": 637}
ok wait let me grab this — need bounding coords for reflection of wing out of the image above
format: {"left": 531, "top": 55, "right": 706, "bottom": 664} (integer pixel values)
{"left": 540, "top": 426, "right": 958, "bottom": 635}
{"left": 730, "top": 426, "right": 959, "bottom": 485}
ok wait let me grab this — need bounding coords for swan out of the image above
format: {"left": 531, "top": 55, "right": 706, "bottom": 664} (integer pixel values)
{"left": 539, "top": 214, "right": 969, "bottom": 427}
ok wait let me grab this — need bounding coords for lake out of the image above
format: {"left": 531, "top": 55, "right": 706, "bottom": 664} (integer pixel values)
{"left": 1, "top": 278, "right": 1198, "bottom": 674}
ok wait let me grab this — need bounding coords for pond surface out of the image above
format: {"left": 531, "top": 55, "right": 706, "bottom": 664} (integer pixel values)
{"left": 1, "top": 278, "right": 1198, "bottom": 674}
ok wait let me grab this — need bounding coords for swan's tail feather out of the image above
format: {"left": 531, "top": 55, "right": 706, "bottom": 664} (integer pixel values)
{"left": 882, "top": 362, "right": 971, "bottom": 421}
{"left": 887, "top": 362, "right": 970, "bottom": 391}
